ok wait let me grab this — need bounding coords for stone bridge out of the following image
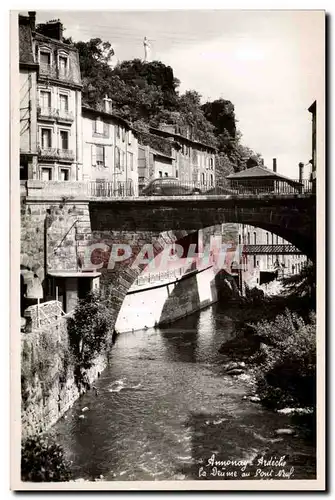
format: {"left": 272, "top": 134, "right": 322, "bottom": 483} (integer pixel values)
{"left": 21, "top": 188, "right": 315, "bottom": 333}
{"left": 89, "top": 193, "right": 316, "bottom": 259}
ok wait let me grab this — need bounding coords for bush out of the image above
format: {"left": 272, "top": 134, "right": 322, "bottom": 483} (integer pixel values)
{"left": 21, "top": 435, "right": 72, "bottom": 482}
{"left": 250, "top": 310, "right": 316, "bottom": 409}
{"left": 67, "top": 289, "right": 114, "bottom": 372}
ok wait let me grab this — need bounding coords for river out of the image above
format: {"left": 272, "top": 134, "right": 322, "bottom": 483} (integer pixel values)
{"left": 52, "top": 303, "right": 316, "bottom": 482}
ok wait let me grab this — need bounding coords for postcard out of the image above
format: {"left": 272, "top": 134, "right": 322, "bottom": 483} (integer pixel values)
{"left": 10, "top": 8, "right": 325, "bottom": 491}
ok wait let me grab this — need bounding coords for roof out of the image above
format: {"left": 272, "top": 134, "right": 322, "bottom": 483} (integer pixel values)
{"left": 82, "top": 105, "right": 133, "bottom": 130}
{"left": 226, "top": 165, "right": 301, "bottom": 185}
{"left": 19, "top": 16, "right": 36, "bottom": 65}
{"left": 149, "top": 126, "right": 217, "bottom": 152}
{"left": 150, "top": 148, "right": 174, "bottom": 160}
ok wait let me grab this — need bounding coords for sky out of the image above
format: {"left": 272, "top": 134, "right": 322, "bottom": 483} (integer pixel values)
{"left": 34, "top": 9, "right": 325, "bottom": 179}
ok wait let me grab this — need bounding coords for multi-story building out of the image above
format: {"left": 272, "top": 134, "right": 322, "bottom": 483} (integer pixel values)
{"left": 148, "top": 125, "right": 216, "bottom": 187}
{"left": 19, "top": 13, "right": 39, "bottom": 180}
{"left": 82, "top": 99, "right": 139, "bottom": 195}
{"left": 31, "top": 15, "right": 83, "bottom": 182}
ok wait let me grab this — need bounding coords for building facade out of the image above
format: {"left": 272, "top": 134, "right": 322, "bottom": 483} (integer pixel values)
{"left": 82, "top": 102, "right": 139, "bottom": 195}
{"left": 148, "top": 125, "right": 216, "bottom": 187}
{"left": 19, "top": 13, "right": 83, "bottom": 182}
{"left": 19, "top": 13, "right": 39, "bottom": 180}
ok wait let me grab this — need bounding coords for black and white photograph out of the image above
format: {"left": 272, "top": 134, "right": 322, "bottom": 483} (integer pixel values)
{"left": 11, "top": 7, "right": 325, "bottom": 491}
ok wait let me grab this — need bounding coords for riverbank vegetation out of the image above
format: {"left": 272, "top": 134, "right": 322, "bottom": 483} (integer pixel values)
{"left": 21, "top": 435, "right": 72, "bottom": 482}
{"left": 67, "top": 289, "right": 115, "bottom": 387}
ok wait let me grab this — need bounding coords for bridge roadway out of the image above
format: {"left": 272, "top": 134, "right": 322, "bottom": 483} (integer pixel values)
{"left": 88, "top": 192, "right": 316, "bottom": 260}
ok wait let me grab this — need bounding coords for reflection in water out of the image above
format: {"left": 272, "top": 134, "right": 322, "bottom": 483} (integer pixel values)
{"left": 52, "top": 304, "right": 316, "bottom": 481}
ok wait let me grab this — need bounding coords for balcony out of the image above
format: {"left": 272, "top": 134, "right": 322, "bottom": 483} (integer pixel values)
{"left": 57, "top": 109, "right": 74, "bottom": 123}
{"left": 38, "top": 147, "right": 59, "bottom": 161}
{"left": 58, "top": 149, "right": 75, "bottom": 162}
{"left": 38, "top": 148, "right": 75, "bottom": 162}
{"left": 37, "top": 106, "right": 57, "bottom": 121}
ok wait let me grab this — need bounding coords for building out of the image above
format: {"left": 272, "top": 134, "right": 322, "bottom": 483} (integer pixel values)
{"left": 148, "top": 125, "right": 216, "bottom": 187}
{"left": 82, "top": 100, "right": 139, "bottom": 196}
{"left": 138, "top": 145, "right": 174, "bottom": 192}
{"left": 308, "top": 100, "right": 317, "bottom": 187}
{"left": 20, "top": 13, "right": 83, "bottom": 182}
{"left": 19, "top": 13, "right": 39, "bottom": 180}
{"left": 226, "top": 163, "right": 303, "bottom": 193}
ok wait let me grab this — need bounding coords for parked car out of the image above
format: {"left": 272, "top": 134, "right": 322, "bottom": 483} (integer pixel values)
{"left": 141, "top": 177, "right": 204, "bottom": 196}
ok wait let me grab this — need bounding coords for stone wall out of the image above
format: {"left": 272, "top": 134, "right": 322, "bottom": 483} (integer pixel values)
{"left": 21, "top": 302, "right": 107, "bottom": 438}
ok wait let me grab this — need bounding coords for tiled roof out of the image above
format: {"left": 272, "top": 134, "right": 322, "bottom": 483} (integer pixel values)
{"left": 226, "top": 165, "right": 298, "bottom": 183}
{"left": 19, "top": 17, "right": 35, "bottom": 64}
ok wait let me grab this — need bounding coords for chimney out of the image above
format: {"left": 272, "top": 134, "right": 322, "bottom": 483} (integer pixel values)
{"left": 103, "top": 95, "right": 112, "bottom": 113}
{"left": 28, "top": 11, "right": 36, "bottom": 31}
{"left": 299, "top": 162, "right": 304, "bottom": 183}
{"left": 272, "top": 158, "right": 277, "bottom": 173}
{"left": 36, "top": 19, "right": 63, "bottom": 41}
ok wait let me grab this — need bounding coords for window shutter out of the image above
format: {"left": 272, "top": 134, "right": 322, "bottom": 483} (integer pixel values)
{"left": 91, "top": 144, "right": 96, "bottom": 166}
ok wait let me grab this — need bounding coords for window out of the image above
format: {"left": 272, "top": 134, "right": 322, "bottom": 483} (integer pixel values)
{"left": 95, "top": 118, "right": 104, "bottom": 134}
{"left": 59, "top": 94, "right": 69, "bottom": 112}
{"left": 40, "top": 90, "right": 51, "bottom": 109}
{"left": 59, "top": 130, "right": 69, "bottom": 150}
{"left": 176, "top": 170, "right": 178, "bottom": 178}
{"left": 253, "top": 255, "right": 257, "bottom": 268}
{"left": 253, "top": 232, "right": 257, "bottom": 244}
{"left": 115, "top": 146, "right": 120, "bottom": 169}
{"left": 210, "top": 174, "right": 214, "bottom": 186}
{"left": 247, "top": 232, "right": 250, "bottom": 244}
{"left": 116, "top": 125, "right": 120, "bottom": 139}
{"left": 96, "top": 145, "right": 105, "bottom": 166}
{"left": 122, "top": 129, "right": 126, "bottom": 142}
{"left": 165, "top": 172, "right": 168, "bottom": 177}
{"left": 266, "top": 232, "right": 269, "bottom": 245}
{"left": 40, "top": 51, "right": 50, "bottom": 65}
{"left": 41, "top": 168, "right": 52, "bottom": 181}
{"left": 271, "top": 233, "right": 274, "bottom": 245}
{"left": 201, "top": 173, "right": 205, "bottom": 184}
{"left": 159, "top": 171, "right": 162, "bottom": 178}
{"left": 128, "top": 131, "right": 132, "bottom": 145}
{"left": 59, "top": 55, "right": 68, "bottom": 76}
{"left": 127, "top": 152, "right": 134, "bottom": 171}
{"left": 60, "top": 169, "right": 69, "bottom": 181}
{"left": 209, "top": 157, "right": 213, "bottom": 169}
{"left": 41, "top": 128, "right": 52, "bottom": 149}
{"left": 120, "top": 151, "right": 125, "bottom": 171}
{"left": 238, "top": 234, "right": 241, "bottom": 245}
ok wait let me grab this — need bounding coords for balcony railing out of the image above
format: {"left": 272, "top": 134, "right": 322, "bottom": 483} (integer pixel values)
{"left": 37, "top": 107, "right": 57, "bottom": 120}
{"left": 57, "top": 109, "right": 74, "bottom": 123}
{"left": 38, "top": 148, "right": 74, "bottom": 162}
{"left": 135, "top": 262, "right": 197, "bottom": 288}
{"left": 58, "top": 149, "right": 75, "bottom": 162}
{"left": 38, "top": 147, "right": 59, "bottom": 160}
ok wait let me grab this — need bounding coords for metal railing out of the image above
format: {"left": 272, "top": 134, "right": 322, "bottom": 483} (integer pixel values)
{"left": 57, "top": 109, "right": 74, "bottom": 122}
{"left": 37, "top": 106, "right": 58, "bottom": 120}
{"left": 89, "top": 180, "right": 135, "bottom": 198}
{"left": 38, "top": 148, "right": 74, "bottom": 161}
{"left": 242, "top": 244, "right": 302, "bottom": 255}
{"left": 135, "top": 262, "right": 197, "bottom": 287}
{"left": 228, "top": 179, "right": 313, "bottom": 195}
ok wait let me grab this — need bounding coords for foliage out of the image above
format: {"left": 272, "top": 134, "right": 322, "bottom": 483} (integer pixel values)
{"left": 67, "top": 289, "right": 114, "bottom": 371}
{"left": 281, "top": 262, "right": 316, "bottom": 306}
{"left": 21, "top": 435, "right": 72, "bottom": 482}
{"left": 250, "top": 309, "right": 316, "bottom": 409}
{"left": 73, "top": 36, "right": 263, "bottom": 173}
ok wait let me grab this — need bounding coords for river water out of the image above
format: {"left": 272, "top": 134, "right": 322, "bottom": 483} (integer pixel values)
{"left": 52, "top": 304, "right": 316, "bottom": 482}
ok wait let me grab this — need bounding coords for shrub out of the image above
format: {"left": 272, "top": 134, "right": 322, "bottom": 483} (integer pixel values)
{"left": 250, "top": 310, "right": 316, "bottom": 409}
{"left": 21, "top": 435, "right": 72, "bottom": 482}
{"left": 67, "top": 289, "right": 114, "bottom": 372}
